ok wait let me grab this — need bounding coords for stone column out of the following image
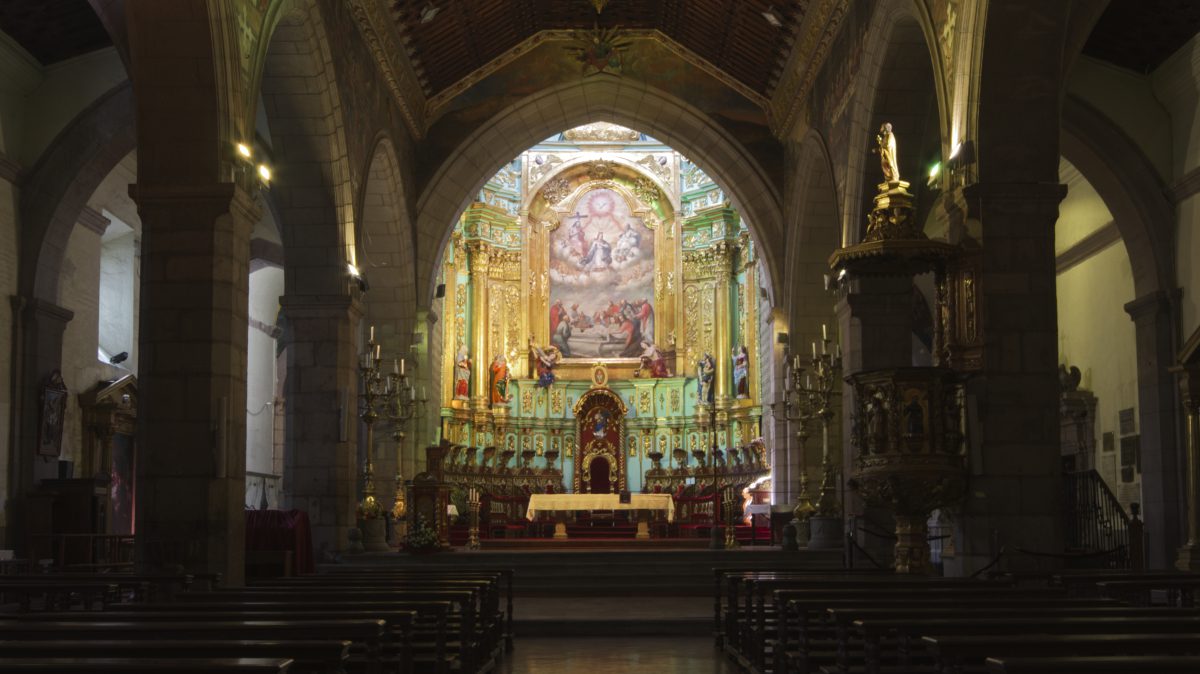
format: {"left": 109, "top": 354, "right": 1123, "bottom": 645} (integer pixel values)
{"left": 1175, "top": 366, "right": 1200, "bottom": 570}
{"left": 279, "top": 294, "right": 361, "bottom": 557}
{"left": 132, "top": 183, "right": 256, "bottom": 585}
{"left": 712, "top": 241, "right": 734, "bottom": 409}
{"left": 1125, "top": 289, "right": 1183, "bottom": 569}
{"left": 950, "top": 182, "right": 1066, "bottom": 575}
{"left": 467, "top": 243, "right": 491, "bottom": 413}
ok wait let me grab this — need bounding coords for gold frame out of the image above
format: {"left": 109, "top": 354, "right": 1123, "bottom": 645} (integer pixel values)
{"left": 525, "top": 163, "right": 682, "bottom": 380}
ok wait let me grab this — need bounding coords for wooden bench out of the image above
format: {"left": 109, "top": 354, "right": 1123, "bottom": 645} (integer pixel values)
{"left": 0, "top": 657, "right": 294, "bottom": 672}
{"left": 850, "top": 615, "right": 1200, "bottom": 674}
{"left": 0, "top": 640, "right": 348, "bottom": 674}
{"left": 985, "top": 654, "right": 1200, "bottom": 673}
{"left": 924, "top": 633, "right": 1200, "bottom": 674}
{"left": 774, "top": 590, "right": 1104, "bottom": 674}
{"left": 292, "top": 568, "right": 515, "bottom": 651}
{"left": 0, "top": 619, "right": 386, "bottom": 674}
{"left": 190, "top": 588, "right": 481, "bottom": 670}
{"left": 0, "top": 580, "right": 120, "bottom": 612}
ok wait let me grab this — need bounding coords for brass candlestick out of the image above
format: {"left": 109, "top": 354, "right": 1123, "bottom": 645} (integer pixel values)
{"left": 786, "top": 325, "right": 843, "bottom": 518}
{"left": 467, "top": 486, "right": 481, "bottom": 550}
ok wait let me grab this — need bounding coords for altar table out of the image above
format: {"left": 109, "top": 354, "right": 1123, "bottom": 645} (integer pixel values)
{"left": 525, "top": 493, "right": 675, "bottom": 539}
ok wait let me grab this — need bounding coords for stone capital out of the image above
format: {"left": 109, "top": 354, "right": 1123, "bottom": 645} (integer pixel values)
{"left": 1124, "top": 288, "right": 1183, "bottom": 322}
{"left": 77, "top": 206, "right": 111, "bottom": 236}
{"left": 130, "top": 181, "right": 262, "bottom": 226}
{"left": 279, "top": 294, "right": 362, "bottom": 321}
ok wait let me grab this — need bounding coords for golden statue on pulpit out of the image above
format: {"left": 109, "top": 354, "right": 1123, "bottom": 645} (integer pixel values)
{"left": 874, "top": 122, "right": 900, "bottom": 183}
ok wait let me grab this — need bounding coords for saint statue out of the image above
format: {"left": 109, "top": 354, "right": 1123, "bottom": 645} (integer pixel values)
{"left": 530, "top": 338, "right": 561, "bottom": 388}
{"left": 874, "top": 122, "right": 900, "bottom": 183}
{"left": 696, "top": 353, "right": 716, "bottom": 405}
{"left": 489, "top": 353, "right": 512, "bottom": 405}
{"left": 637, "top": 340, "right": 671, "bottom": 378}
{"left": 453, "top": 348, "right": 471, "bottom": 400}
{"left": 733, "top": 345, "right": 750, "bottom": 398}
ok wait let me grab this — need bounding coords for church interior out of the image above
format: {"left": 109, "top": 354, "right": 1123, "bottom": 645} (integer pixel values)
{"left": 3, "top": 0, "right": 1200, "bottom": 671}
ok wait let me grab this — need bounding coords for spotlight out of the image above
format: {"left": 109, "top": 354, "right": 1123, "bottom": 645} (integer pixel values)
{"left": 348, "top": 263, "right": 361, "bottom": 277}
{"left": 236, "top": 142, "right": 252, "bottom": 160}
{"left": 927, "top": 162, "right": 941, "bottom": 188}
{"left": 257, "top": 164, "right": 272, "bottom": 183}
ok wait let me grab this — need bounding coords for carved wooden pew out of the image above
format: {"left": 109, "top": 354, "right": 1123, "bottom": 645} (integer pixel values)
{"left": 174, "top": 589, "right": 476, "bottom": 674}
{"left": 0, "top": 657, "right": 294, "bottom": 673}
{"left": 307, "top": 567, "right": 515, "bottom": 651}
{"left": 771, "top": 588, "right": 1088, "bottom": 674}
{"left": 924, "top": 632, "right": 1200, "bottom": 674}
{"left": 984, "top": 654, "right": 1200, "bottom": 673}
{"left": 0, "top": 640, "right": 348, "bottom": 674}
{"left": 848, "top": 615, "right": 1200, "bottom": 674}
{"left": 0, "top": 620, "right": 385, "bottom": 672}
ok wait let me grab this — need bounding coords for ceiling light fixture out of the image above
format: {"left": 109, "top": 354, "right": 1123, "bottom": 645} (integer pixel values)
{"left": 762, "top": 6, "right": 783, "bottom": 28}
{"left": 419, "top": 3, "right": 440, "bottom": 24}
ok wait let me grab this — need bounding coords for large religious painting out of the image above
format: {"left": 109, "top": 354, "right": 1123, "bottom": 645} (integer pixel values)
{"left": 548, "top": 188, "right": 655, "bottom": 360}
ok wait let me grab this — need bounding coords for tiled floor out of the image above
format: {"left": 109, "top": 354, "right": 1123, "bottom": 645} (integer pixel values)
{"left": 497, "top": 637, "right": 736, "bottom": 673}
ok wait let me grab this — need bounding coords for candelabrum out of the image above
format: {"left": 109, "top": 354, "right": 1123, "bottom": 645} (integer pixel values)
{"left": 358, "top": 326, "right": 428, "bottom": 547}
{"left": 383, "top": 357, "right": 428, "bottom": 532}
{"left": 723, "top": 484, "right": 740, "bottom": 549}
{"left": 466, "top": 486, "right": 481, "bottom": 550}
{"left": 785, "top": 324, "right": 843, "bottom": 518}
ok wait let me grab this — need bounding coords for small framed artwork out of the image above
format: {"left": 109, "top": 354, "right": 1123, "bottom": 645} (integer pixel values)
{"left": 38, "top": 370, "right": 68, "bottom": 457}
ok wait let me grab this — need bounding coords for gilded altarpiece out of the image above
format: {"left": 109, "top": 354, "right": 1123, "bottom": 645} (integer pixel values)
{"left": 439, "top": 131, "right": 766, "bottom": 494}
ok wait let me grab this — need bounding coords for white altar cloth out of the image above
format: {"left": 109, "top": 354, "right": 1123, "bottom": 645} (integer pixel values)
{"left": 525, "top": 493, "right": 675, "bottom": 522}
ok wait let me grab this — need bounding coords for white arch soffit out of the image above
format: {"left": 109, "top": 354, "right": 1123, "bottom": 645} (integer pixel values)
{"left": 416, "top": 75, "right": 784, "bottom": 305}
{"left": 840, "top": 0, "right": 948, "bottom": 247}
{"left": 785, "top": 131, "right": 841, "bottom": 295}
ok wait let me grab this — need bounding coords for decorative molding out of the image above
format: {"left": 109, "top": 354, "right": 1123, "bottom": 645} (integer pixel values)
{"left": 1055, "top": 220, "right": 1121, "bottom": 275}
{"left": 347, "top": 0, "right": 426, "bottom": 138}
{"left": 769, "top": 0, "right": 851, "bottom": 137}
{"left": 1167, "top": 166, "right": 1200, "bottom": 205}
{"left": 0, "top": 152, "right": 23, "bottom": 185}
{"left": 425, "top": 29, "right": 770, "bottom": 122}
{"left": 76, "top": 206, "right": 111, "bottom": 236}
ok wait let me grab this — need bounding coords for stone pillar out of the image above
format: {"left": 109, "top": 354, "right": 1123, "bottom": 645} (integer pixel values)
{"left": 279, "top": 294, "right": 361, "bottom": 557}
{"left": 1125, "top": 289, "right": 1183, "bottom": 569}
{"left": 8, "top": 298, "right": 74, "bottom": 549}
{"left": 1175, "top": 366, "right": 1200, "bottom": 570}
{"left": 132, "top": 183, "right": 256, "bottom": 585}
{"left": 467, "top": 243, "right": 491, "bottom": 412}
{"left": 950, "top": 182, "right": 1066, "bottom": 575}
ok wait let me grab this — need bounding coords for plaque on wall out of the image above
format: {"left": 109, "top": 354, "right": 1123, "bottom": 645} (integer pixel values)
{"left": 1119, "top": 408, "right": 1136, "bottom": 435}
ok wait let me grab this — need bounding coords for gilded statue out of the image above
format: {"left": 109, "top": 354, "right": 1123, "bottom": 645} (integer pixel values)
{"left": 874, "top": 122, "right": 900, "bottom": 183}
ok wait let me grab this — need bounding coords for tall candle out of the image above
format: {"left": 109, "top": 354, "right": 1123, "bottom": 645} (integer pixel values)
{"left": 369, "top": 325, "right": 375, "bottom": 342}
{"left": 822, "top": 323, "right": 827, "bottom": 340}
{"left": 400, "top": 358, "right": 406, "bottom": 376}
{"left": 374, "top": 344, "right": 381, "bottom": 360}
{"left": 811, "top": 342, "right": 817, "bottom": 358}
{"left": 393, "top": 359, "right": 399, "bottom": 375}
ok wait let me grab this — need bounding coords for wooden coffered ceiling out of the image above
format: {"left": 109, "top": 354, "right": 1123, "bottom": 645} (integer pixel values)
{"left": 390, "top": 0, "right": 809, "bottom": 101}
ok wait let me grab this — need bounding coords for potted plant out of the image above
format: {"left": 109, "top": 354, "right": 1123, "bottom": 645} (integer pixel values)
{"left": 405, "top": 515, "right": 441, "bottom": 554}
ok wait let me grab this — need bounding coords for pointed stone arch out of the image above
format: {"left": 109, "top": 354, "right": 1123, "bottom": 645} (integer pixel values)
{"left": 415, "top": 75, "right": 784, "bottom": 308}
{"left": 842, "top": 0, "right": 948, "bottom": 246}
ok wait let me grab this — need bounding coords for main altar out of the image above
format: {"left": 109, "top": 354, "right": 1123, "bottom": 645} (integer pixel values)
{"left": 435, "top": 124, "right": 771, "bottom": 498}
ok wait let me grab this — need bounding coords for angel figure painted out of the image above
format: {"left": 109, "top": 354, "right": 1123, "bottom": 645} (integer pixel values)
{"left": 530, "top": 338, "right": 562, "bottom": 388}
